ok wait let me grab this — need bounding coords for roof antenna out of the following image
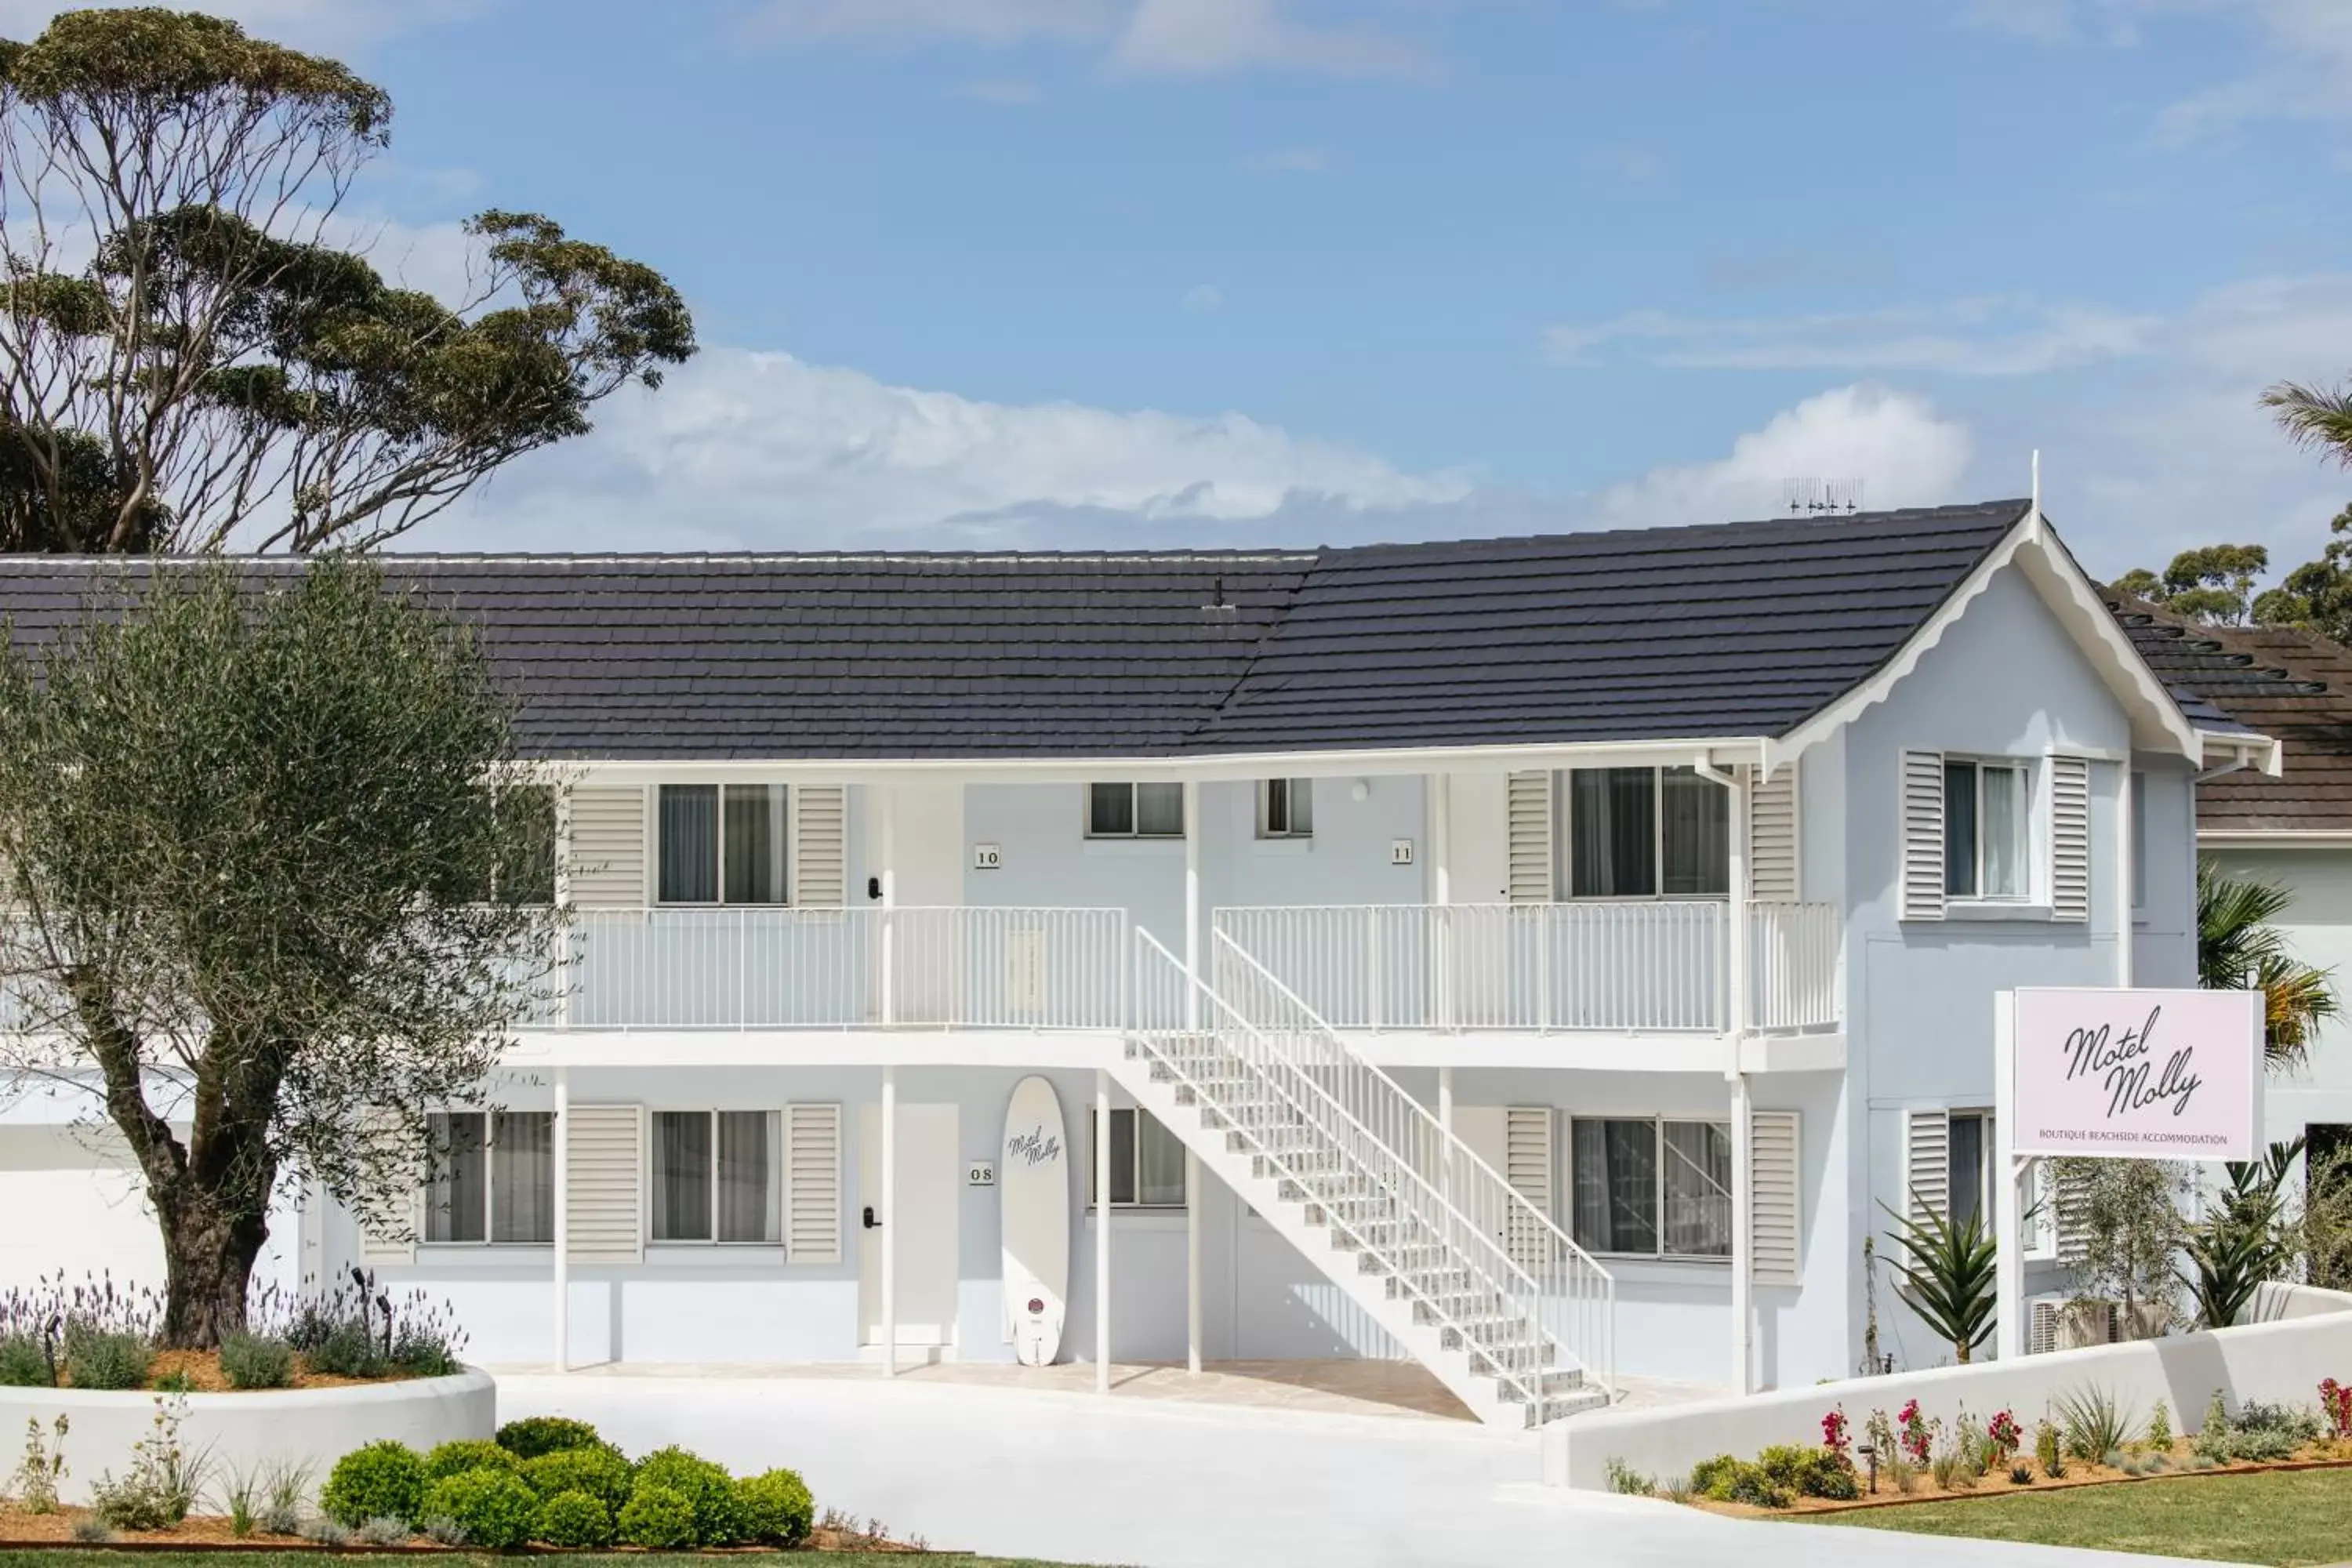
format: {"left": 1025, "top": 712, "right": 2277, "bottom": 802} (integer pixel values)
{"left": 1780, "top": 477, "right": 1866, "bottom": 517}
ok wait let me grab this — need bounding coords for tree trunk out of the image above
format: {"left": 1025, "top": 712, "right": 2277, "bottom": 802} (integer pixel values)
{"left": 158, "top": 1190, "right": 270, "bottom": 1349}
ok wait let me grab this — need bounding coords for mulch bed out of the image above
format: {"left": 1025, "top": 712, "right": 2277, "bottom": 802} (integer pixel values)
{"left": 140, "top": 1351, "right": 416, "bottom": 1394}
{"left": 1686, "top": 1443, "right": 2352, "bottom": 1519}
{"left": 0, "top": 1512, "right": 927, "bottom": 1554}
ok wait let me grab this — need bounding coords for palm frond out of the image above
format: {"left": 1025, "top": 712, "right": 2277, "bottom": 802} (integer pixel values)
{"left": 2263, "top": 379, "right": 2352, "bottom": 466}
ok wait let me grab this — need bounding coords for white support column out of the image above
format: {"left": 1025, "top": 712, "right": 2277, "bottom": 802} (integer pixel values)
{"left": 552, "top": 1067, "right": 569, "bottom": 1374}
{"left": 1432, "top": 772, "right": 1452, "bottom": 1030}
{"left": 1726, "top": 762, "right": 1753, "bottom": 1396}
{"left": 1183, "top": 780, "right": 1201, "bottom": 1029}
{"left": 2115, "top": 759, "right": 2134, "bottom": 989}
{"left": 1096, "top": 1069, "right": 1112, "bottom": 1395}
{"left": 1994, "top": 993, "right": 2025, "bottom": 1361}
{"left": 880, "top": 786, "right": 898, "bottom": 1026}
{"left": 880, "top": 1065, "right": 897, "bottom": 1380}
{"left": 1185, "top": 1148, "right": 1202, "bottom": 1375}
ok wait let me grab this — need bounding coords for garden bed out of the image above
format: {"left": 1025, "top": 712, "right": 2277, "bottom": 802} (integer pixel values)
{"left": 0, "top": 1509, "right": 929, "bottom": 1554}
{"left": 1690, "top": 1446, "right": 2352, "bottom": 1518}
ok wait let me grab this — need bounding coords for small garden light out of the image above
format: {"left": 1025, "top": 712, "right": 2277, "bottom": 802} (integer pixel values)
{"left": 1856, "top": 1440, "right": 1878, "bottom": 1494}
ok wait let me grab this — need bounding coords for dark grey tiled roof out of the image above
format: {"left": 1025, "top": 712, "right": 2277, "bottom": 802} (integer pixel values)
{"left": 0, "top": 499, "right": 2033, "bottom": 760}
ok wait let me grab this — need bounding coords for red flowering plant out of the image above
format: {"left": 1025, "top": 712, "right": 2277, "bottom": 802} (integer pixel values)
{"left": 2322, "top": 1379, "right": 2352, "bottom": 1440}
{"left": 1988, "top": 1410, "right": 2023, "bottom": 1459}
{"left": 1822, "top": 1406, "right": 1850, "bottom": 1455}
{"left": 1897, "top": 1399, "right": 1933, "bottom": 1467}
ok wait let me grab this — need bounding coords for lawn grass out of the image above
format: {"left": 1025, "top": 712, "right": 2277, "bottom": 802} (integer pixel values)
{"left": 0, "top": 1557, "right": 1094, "bottom": 1568}
{"left": 1808, "top": 1466, "right": 2352, "bottom": 1566}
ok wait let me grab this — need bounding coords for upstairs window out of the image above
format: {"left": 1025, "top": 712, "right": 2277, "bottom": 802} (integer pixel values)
{"left": 658, "top": 783, "right": 788, "bottom": 905}
{"left": 1559, "top": 765, "right": 1728, "bottom": 898}
{"left": 1258, "top": 779, "right": 1313, "bottom": 839}
{"left": 1943, "top": 760, "right": 2027, "bottom": 900}
{"left": 1087, "top": 782, "right": 1184, "bottom": 839}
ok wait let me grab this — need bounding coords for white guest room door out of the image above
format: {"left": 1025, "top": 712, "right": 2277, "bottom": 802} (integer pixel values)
{"left": 858, "top": 1102, "right": 960, "bottom": 1347}
{"left": 876, "top": 781, "right": 964, "bottom": 1024}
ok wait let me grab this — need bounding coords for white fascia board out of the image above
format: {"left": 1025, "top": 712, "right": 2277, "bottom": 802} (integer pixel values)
{"left": 2197, "top": 829, "right": 2352, "bottom": 851}
{"left": 2192, "top": 731, "right": 2285, "bottom": 779}
{"left": 1764, "top": 505, "right": 2204, "bottom": 773}
{"left": 559, "top": 737, "right": 1774, "bottom": 789}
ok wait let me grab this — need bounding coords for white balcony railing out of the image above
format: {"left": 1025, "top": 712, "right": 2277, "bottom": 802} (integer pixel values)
{"left": 1210, "top": 902, "right": 1842, "bottom": 1034}
{"left": 553, "top": 906, "right": 1128, "bottom": 1031}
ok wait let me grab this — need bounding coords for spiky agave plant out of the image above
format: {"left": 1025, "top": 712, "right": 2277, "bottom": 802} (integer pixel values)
{"left": 1881, "top": 1195, "right": 1998, "bottom": 1364}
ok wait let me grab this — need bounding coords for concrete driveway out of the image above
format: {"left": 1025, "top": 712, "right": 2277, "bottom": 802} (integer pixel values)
{"left": 492, "top": 1371, "right": 2233, "bottom": 1568}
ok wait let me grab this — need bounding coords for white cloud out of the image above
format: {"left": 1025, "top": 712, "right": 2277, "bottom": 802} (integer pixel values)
{"left": 1587, "top": 387, "right": 1975, "bottom": 529}
{"left": 1544, "top": 297, "right": 2160, "bottom": 376}
{"left": 0, "top": 0, "right": 477, "bottom": 51}
{"left": 746, "top": 0, "right": 1429, "bottom": 78}
{"left": 435, "top": 347, "right": 1476, "bottom": 552}
{"left": 1180, "top": 283, "right": 1226, "bottom": 315}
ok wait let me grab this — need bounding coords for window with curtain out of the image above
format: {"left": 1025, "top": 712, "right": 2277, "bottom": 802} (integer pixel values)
{"left": 425, "top": 1110, "right": 553, "bottom": 1245}
{"left": 1570, "top": 1116, "right": 1732, "bottom": 1258}
{"left": 1943, "top": 760, "right": 2027, "bottom": 902}
{"left": 657, "top": 784, "right": 788, "bottom": 905}
{"left": 1561, "top": 766, "right": 1728, "bottom": 898}
{"left": 1258, "top": 779, "right": 1313, "bottom": 839}
{"left": 652, "top": 1110, "right": 781, "bottom": 1243}
{"left": 1090, "top": 1108, "right": 1189, "bottom": 1207}
{"left": 1948, "top": 1111, "right": 1990, "bottom": 1231}
{"left": 1086, "top": 782, "right": 1184, "bottom": 838}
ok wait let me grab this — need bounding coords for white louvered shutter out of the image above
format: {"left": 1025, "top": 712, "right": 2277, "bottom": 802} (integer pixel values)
{"left": 1904, "top": 1108, "right": 1950, "bottom": 1225}
{"left": 1750, "top": 764, "right": 1799, "bottom": 902}
{"left": 567, "top": 785, "right": 648, "bottom": 909}
{"left": 1900, "top": 750, "right": 1946, "bottom": 921}
{"left": 357, "top": 1109, "right": 419, "bottom": 1265}
{"left": 566, "top": 1104, "right": 644, "bottom": 1264}
{"left": 790, "top": 786, "right": 848, "bottom": 909}
{"left": 2049, "top": 756, "right": 2091, "bottom": 923}
{"left": 786, "top": 1103, "right": 843, "bottom": 1265}
{"left": 1750, "top": 1110, "right": 1801, "bottom": 1287}
{"left": 2054, "top": 1159, "right": 2094, "bottom": 1267}
{"left": 1504, "top": 1106, "right": 1555, "bottom": 1269}
{"left": 1507, "top": 771, "right": 1554, "bottom": 903}
{"left": 1750, "top": 761, "right": 1797, "bottom": 902}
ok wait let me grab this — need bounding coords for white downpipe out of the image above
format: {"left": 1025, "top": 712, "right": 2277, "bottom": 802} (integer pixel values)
{"left": 1697, "top": 754, "right": 1754, "bottom": 1395}
{"left": 552, "top": 1067, "right": 569, "bottom": 1374}
{"left": 1185, "top": 1148, "right": 1202, "bottom": 1375}
{"left": 2115, "top": 760, "right": 2133, "bottom": 989}
{"left": 880, "top": 1065, "right": 897, "bottom": 1380}
{"left": 880, "top": 788, "right": 898, "bottom": 1026}
{"left": 1184, "top": 781, "right": 1201, "bottom": 1033}
{"left": 1096, "top": 1069, "right": 1112, "bottom": 1395}
{"left": 1994, "top": 993, "right": 2024, "bottom": 1361}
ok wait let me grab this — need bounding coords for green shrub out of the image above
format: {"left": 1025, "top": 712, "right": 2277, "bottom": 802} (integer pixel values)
{"left": 533, "top": 1490, "right": 615, "bottom": 1548}
{"left": 2226, "top": 1427, "right": 2298, "bottom": 1463}
{"left": 0, "top": 1334, "right": 47, "bottom": 1387}
{"left": 522, "top": 1446, "right": 634, "bottom": 1512}
{"left": 735, "top": 1468, "right": 815, "bottom": 1547}
{"left": 320, "top": 1441, "right": 427, "bottom": 1528}
{"left": 2056, "top": 1385, "right": 2136, "bottom": 1461}
{"left": 2147, "top": 1399, "right": 2173, "bottom": 1454}
{"left": 64, "top": 1330, "right": 151, "bottom": 1391}
{"left": 218, "top": 1334, "right": 294, "bottom": 1391}
{"left": 2034, "top": 1417, "right": 2065, "bottom": 1479}
{"left": 1689, "top": 1454, "right": 1787, "bottom": 1509}
{"left": 495, "top": 1416, "right": 603, "bottom": 1460}
{"left": 390, "top": 1321, "right": 463, "bottom": 1379}
{"left": 1753, "top": 1445, "right": 1810, "bottom": 1493}
{"left": 1794, "top": 1450, "right": 1858, "bottom": 1501}
{"left": 2234, "top": 1401, "right": 2322, "bottom": 1444}
{"left": 307, "top": 1319, "right": 383, "bottom": 1379}
{"left": 423, "top": 1439, "right": 519, "bottom": 1482}
{"left": 1688, "top": 1454, "right": 1740, "bottom": 1495}
{"left": 420, "top": 1468, "right": 539, "bottom": 1551}
{"left": 633, "top": 1446, "right": 742, "bottom": 1544}
{"left": 616, "top": 1484, "right": 699, "bottom": 1550}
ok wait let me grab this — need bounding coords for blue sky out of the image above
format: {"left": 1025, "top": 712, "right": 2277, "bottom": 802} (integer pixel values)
{"left": 54, "top": 0, "right": 2352, "bottom": 576}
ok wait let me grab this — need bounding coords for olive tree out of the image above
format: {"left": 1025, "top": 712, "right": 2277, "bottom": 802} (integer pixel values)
{"left": 0, "top": 560, "right": 563, "bottom": 1346}
{"left": 0, "top": 8, "right": 694, "bottom": 554}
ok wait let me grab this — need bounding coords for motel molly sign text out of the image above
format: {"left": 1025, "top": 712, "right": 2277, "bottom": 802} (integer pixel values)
{"left": 2008, "top": 987, "right": 2264, "bottom": 1163}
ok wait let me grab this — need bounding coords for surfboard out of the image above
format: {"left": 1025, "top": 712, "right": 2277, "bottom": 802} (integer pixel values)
{"left": 1000, "top": 1074, "right": 1070, "bottom": 1367}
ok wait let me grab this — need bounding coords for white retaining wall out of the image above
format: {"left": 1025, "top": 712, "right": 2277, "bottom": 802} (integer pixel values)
{"left": 1545, "top": 1284, "right": 2352, "bottom": 1490}
{"left": 0, "top": 1369, "right": 495, "bottom": 1506}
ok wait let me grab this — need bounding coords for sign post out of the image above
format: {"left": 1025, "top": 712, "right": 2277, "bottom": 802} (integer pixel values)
{"left": 1993, "top": 987, "right": 2263, "bottom": 1360}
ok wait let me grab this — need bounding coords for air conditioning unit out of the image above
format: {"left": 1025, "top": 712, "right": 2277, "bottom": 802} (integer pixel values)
{"left": 2026, "top": 1293, "right": 2118, "bottom": 1355}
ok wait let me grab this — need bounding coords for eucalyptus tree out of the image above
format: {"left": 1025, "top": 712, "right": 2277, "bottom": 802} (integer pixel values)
{"left": 0, "top": 7, "right": 694, "bottom": 554}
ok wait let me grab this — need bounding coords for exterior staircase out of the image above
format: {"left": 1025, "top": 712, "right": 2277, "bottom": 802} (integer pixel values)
{"left": 1113, "top": 930, "right": 1614, "bottom": 1429}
